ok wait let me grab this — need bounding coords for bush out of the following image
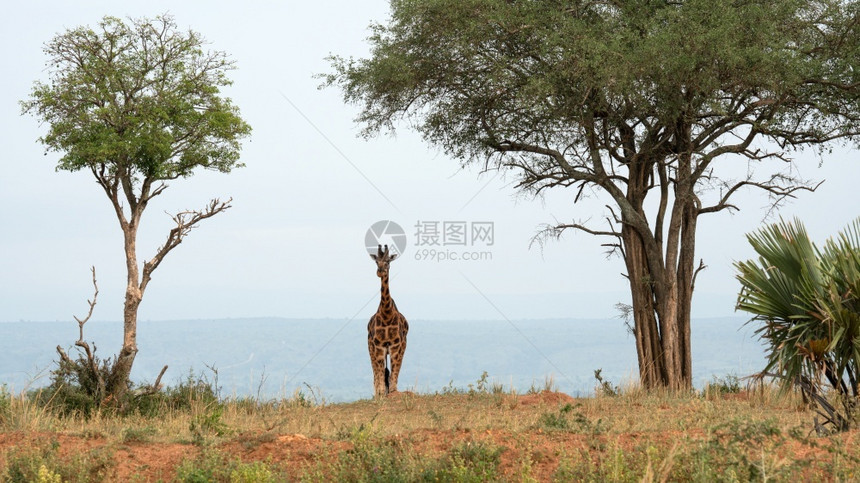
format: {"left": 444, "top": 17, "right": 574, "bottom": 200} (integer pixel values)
{"left": 33, "top": 350, "right": 123, "bottom": 417}
{"left": 736, "top": 217, "right": 860, "bottom": 433}
{"left": 176, "top": 450, "right": 281, "bottom": 483}
{"left": 2, "top": 441, "right": 114, "bottom": 482}
{"left": 0, "top": 385, "right": 11, "bottom": 424}
{"left": 704, "top": 374, "right": 742, "bottom": 397}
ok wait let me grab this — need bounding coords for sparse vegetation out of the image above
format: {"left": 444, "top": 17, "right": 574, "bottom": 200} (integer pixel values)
{"left": 2, "top": 440, "right": 114, "bottom": 482}
{"left": 594, "top": 369, "right": 620, "bottom": 397}
{"left": 1, "top": 372, "right": 859, "bottom": 480}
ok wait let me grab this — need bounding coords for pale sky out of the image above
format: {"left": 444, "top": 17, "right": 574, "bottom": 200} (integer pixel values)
{"left": 1, "top": 1, "right": 858, "bottom": 324}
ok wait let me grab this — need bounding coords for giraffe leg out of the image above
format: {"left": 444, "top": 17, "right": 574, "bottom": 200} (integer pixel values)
{"left": 388, "top": 340, "right": 406, "bottom": 393}
{"left": 368, "top": 342, "right": 387, "bottom": 397}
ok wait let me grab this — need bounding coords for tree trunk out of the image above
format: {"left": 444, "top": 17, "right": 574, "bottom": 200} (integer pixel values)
{"left": 107, "top": 219, "right": 143, "bottom": 403}
{"left": 621, "top": 165, "right": 697, "bottom": 391}
{"left": 623, "top": 225, "right": 664, "bottom": 388}
{"left": 676, "top": 201, "right": 697, "bottom": 389}
{"left": 624, "top": 232, "right": 695, "bottom": 390}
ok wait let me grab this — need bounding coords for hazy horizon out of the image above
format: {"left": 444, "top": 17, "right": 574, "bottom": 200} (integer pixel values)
{"left": 0, "top": 316, "right": 764, "bottom": 402}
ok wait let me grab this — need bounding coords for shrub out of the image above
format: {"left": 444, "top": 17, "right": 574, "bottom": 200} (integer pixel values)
{"left": 736, "top": 217, "right": 860, "bottom": 433}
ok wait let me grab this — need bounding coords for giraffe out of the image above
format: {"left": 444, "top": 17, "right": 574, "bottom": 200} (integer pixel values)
{"left": 367, "top": 244, "right": 409, "bottom": 397}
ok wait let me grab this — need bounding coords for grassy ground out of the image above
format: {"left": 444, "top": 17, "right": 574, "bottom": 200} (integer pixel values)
{"left": 1, "top": 376, "right": 858, "bottom": 482}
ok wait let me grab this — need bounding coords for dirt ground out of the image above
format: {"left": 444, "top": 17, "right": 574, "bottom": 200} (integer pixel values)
{"left": 0, "top": 390, "right": 855, "bottom": 481}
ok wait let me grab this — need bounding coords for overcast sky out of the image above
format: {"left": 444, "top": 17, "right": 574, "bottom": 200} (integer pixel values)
{"left": 1, "top": 1, "right": 858, "bottom": 324}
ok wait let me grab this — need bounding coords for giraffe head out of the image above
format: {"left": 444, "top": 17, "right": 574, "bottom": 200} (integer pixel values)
{"left": 370, "top": 244, "right": 398, "bottom": 278}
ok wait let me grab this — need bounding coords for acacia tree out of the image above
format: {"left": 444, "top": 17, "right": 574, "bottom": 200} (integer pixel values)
{"left": 22, "top": 15, "right": 251, "bottom": 402}
{"left": 328, "top": 0, "right": 860, "bottom": 389}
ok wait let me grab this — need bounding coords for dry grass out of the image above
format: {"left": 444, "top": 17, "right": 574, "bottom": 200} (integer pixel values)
{"left": 1, "top": 379, "right": 858, "bottom": 481}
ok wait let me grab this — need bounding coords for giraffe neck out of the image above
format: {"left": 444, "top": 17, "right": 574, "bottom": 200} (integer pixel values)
{"left": 378, "top": 270, "right": 396, "bottom": 313}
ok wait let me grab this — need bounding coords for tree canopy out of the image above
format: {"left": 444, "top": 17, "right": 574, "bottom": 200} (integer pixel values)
{"left": 332, "top": 0, "right": 860, "bottom": 156}
{"left": 328, "top": 0, "right": 860, "bottom": 389}
{"left": 23, "top": 14, "right": 250, "bottom": 182}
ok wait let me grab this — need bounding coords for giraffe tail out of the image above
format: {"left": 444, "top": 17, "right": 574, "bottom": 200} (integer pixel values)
{"left": 384, "top": 366, "right": 390, "bottom": 394}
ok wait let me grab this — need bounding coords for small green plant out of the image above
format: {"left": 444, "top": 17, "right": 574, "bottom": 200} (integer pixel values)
{"left": 36, "top": 465, "right": 62, "bottom": 483}
{"left": 335, "top": 417, "right": 378, "bottom": 442}
{"left": 439, "top": 379, "right": 466, "bottom": 396}
{"left": 122, "top": 426, "right": 158, "bottom": 443}
{"left": 432, "top": 440, "right": 504, "bottom": 481}
{"left": 467, "top": 371, "right": 491, "bottom": 396}
{"left": 538, "top": 403, "right": 574, "bottom": 430}
{"left": 190, "top": 404, "right": 231, "bottom": 445}
{"left": 538, "top": 403, "right": 606, "bottom": 434}
{"left": 176, "top": 450, "right": 282, "bottom": 483}
{"left": 527, "top": 375, "right": 558, "bottom": 394}
{"left": 3, "top": 442, "right": 114, "bottom": 482}
{"left": 427, "top": 409, "right": 444, "bottom": 428}
{"left": 331, "top": 435, "right": 417, "bottom": 481}
{"left": 594, "top": 369, "right": 620, "bottom": 397}
{"left": 229, "top": 460, "right": 276, "bottom": 483}
{"left": 284, "top": 388, "right": 314, "bottom": 408}
{"left": 674, "top": 419, "right": 802, "bottom": 481}
{"left": 0, "top": 384, "right": 11, "bottom": 424}
{"left": 705, "top": 374, "right": 742, "bottom": 397}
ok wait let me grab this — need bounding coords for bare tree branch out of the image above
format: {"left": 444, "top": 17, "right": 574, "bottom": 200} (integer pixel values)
{"left": 60, "top": 266, "right": 107, "bottom": 401}
{"left": 140, "top": 197, "right": 232, "bottom": 293}
{"left": 699, "top": 178, "right": 823, "bottom": 215}
{"left": 691, "top": 259, "right": 707, "bottom": 293}
{"left": 134, "top": 364, "right": 169, "bottom": 397}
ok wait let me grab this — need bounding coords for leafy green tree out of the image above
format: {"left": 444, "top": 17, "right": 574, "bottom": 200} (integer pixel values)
{"left": 736, "top": 218, "right": 860, "bottom": 433}
{"left": 22, "top": 15, "right": 251, "bottom": 403}
{"left": 326, "top": 0, "right": 860, "bottom": 389}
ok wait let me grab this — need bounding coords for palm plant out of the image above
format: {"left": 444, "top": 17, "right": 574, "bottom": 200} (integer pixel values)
{"left": 736, "top": 217, "right": 860, "bottom": 433}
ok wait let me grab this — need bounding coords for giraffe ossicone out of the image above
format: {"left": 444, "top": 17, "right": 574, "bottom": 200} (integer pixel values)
{"left": 367, "top": 244, "right": 409, "bottom": 397}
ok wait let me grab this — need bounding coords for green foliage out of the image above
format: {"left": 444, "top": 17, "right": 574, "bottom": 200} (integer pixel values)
{"left": 176, "top": 450, "right": 282, "bottom": 483}
{"left": 121, "top": 426, "right": 157, "bottom": 443}
{"left": 329, "top": 434, "right": 419, "bottom": 481}
{"left": 328, "top": 0, "right": 860, "bottom": 168}
{"left": 0, "top": 385, "right": 10, "bottom": 424}
{"left": 736, "top": 217, "right": 860, "bottom": 432}
{"left": 594, "top": 369, "right": 620, "bottom": 397}
{"left": 319, "top": 431, "right": 504, "bottom": 483}
{"left": 437, "top": 372, "right": 505, "bottom": 397}
{"left": 33, "top": 364, "right": 224, "bottom": 421}
{"left": 35, "top": 348, "right": 123, "bottom": 417}
{"left": 537, "top": 403, "right": 606, "bottom": 434}
{"left": 190, "top": 404, "right": 231, "bottom": 445}
{"left": 704, "top": 374, "right": 742, "bottom": 396}
{"left": 2, "top": 441, "right": 114, "bottom": 483}
{"left": 468, "top": 371, "right": 490, "bottom": 395}
{"left": 135, "top": 368, "right": 221, "bottom": 416}
{"left": 21, "top": 14, "right": 251, "bottom": 178}
{"left": 431, "top": 441, "right": 504, "bottom": 482}
{"left": 229, "top": 461, "right": 277, "bottom": 483}
{"left": 677, "top": 419, "right": 802, "bottom": 481}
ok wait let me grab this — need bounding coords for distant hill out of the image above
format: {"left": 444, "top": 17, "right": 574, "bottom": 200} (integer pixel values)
{"left": 0, "top": 317, "right": 764, "bottom": 401}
